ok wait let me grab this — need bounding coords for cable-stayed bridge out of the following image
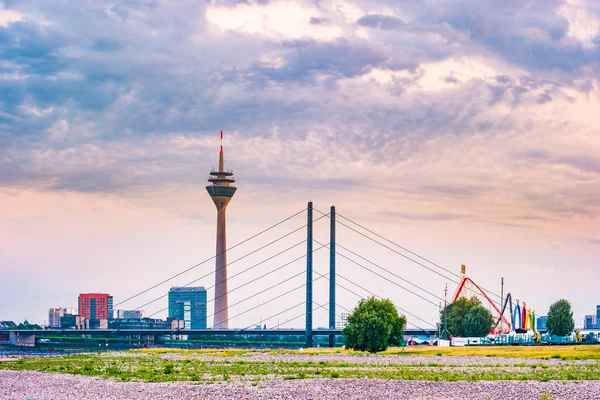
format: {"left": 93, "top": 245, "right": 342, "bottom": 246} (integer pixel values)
{"left": 4, "top": 202, "right": 509, "bottom": 347}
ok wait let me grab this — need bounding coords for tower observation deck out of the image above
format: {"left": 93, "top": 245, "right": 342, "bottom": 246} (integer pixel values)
{"left": 206, "top": 131, "right": 237, "bottom": 329}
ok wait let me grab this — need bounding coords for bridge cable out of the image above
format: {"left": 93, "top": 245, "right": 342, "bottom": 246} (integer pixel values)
{"left": 136, "top": 239, "right": 305, "bottom": 314}
{"left": 212, "top": 266, "right": 328, "bottom": 329}
{"left": 336, "top": 211, "right": 505, "bottom": 302}
{"left": 208, "top": 243, "right": 328, "bottom": 320}
{"left": 307, "top": 270, "right": 425, "bottom": 327}
{"left": 147, "top": 243, "right": 326, "bottom": 320}
{"left": 132, "top": 213, "right": 330, "bottom": 314}
{"left": 336, "top": 211, "right": 462, "bottom": 279}
{"left": 318, "top": 209, "right": 505, "bottom": 304}
{"left": 237, "top": 302, "right": 329, "bottom": 334}
{"left": 334, "top": 241, "right": 445, "bottom": 303}
{"left": 313, "top": 239, "right": 440, "bottom": 307}
{"left": 146, "top": 250, "right": 309, "bottom": 319}
{"left": 313, "top": 210, "right": 461, "bottom": 285}
{"left": 312, "top": 269, "right": 425, "bottom": 324}
{"left": 311, "top": 271, "right": 427, "bottom": 331}
{"left": 115, "top": 208, "right": 307, "bottom": 307}
{"left": 334, "top": 271, "right": 437, "bottom": 330}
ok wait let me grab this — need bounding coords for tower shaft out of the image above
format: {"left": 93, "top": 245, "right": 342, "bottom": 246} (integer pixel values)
{"left": 213, "top": 200, "right": 230, "bottom": 329}
{"left": 206, "top": 130, "right": 236, "bottom": 330}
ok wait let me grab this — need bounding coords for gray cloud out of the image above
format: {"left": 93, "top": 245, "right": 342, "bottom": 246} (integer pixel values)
{"left": 310, "top": 17, "right": 331, "bottom": 25}
{"left": 0, "top": 0, "right": 597, "bottom": 229}
{"left": 515, "top": 151, "right": 600, "bottom": 174}
{"left": 377, "top": 211, "right": 471, "bottom": 222}
{"left": 356, "top": 14, "right": 405, "bottom": 30}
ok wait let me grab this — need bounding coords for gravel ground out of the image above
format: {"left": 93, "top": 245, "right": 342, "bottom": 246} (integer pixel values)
{"left": 2, "top": 370, "right": 600, "bottom": 400}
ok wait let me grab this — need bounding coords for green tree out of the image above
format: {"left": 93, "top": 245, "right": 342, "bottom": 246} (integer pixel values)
{"left": 343, "top": 297, "right": 406, "bottom": 353}
{"left": 10, "top": 321, "right": 42, "bottom": 330}
{"left": 442, "top": 296, "right": 482, "bottom": 337}
{"left": 463, "top": 305, "right": 494, "bottom": 337}
{"left": 546, "top": 299, "right": 575, "bottom": 336}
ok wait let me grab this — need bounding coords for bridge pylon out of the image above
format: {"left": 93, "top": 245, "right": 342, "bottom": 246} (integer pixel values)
{"left": 305, "top": 201, "right": 313, "bottom": 347}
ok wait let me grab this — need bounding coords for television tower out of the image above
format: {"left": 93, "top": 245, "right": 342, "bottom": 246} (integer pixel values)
{"left": 206, "top": 131, "right": 237, "bottom": 329}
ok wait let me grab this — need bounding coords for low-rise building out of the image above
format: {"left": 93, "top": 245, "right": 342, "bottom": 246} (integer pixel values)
{"left": 60, "top": 314, "right": 87, "bottom": 329}
{"left": 584, "top": 315, "right": 596, "bottom": 330}
{"left": 48, "top": 308, "right": 78, "bottom": 327}
{"left": 89, "top": 319, "right": 109, "bottom": 329}
{"left": 109, "top": 318, "right": 171, "bottom": 330}
{"left": 116, "top": 310, "right": 145, "bottom": 319}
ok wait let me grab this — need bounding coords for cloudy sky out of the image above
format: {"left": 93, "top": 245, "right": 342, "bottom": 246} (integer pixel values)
{"left": 1, "top": 0, "right": 599, "bottom": 330}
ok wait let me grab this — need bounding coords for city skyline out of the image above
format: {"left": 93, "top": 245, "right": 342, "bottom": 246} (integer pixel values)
{"left": 0, "top": 0, "right": 599, "bottom": 328}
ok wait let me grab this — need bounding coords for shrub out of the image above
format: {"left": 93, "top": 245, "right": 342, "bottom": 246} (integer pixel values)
{"left": 343, "top": 297, "right": 406, "bottom": 353}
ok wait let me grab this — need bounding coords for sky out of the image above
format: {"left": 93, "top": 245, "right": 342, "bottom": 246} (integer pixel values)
{"left": 0, "top": 0, "right": 599, "bottom": 330}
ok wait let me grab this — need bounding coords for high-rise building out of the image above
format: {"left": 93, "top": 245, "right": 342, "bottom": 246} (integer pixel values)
{"left": 168, "top": 287, "right": 207, "bottom": 329}
{"left": 584, "top": 315, "right": 596, "bottom": 330}
{"left": 336, "top": 312, "right": 349, "bottom": 330}
{"left": 78, "top": 293, "right": 113, "bottom": 320}
{"left": 597, "top": 305, "right": 600, "bottom": 329}
{"left": 48, "top": 308, "right": 62, "bottom": 327}
{"left": 206, "top": 131, "right": 237, "bottom": 329}
{"left": 48, "top": 307, "right": 77, "bottom": 327}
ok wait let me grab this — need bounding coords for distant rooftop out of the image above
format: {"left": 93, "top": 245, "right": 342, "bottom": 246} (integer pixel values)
{"left": 169, "top": 286, "right": 206, "bottom": 292}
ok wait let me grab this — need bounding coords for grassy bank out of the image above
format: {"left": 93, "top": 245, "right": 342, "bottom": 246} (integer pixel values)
{"left": 385, "top": 345, "right": 600, "bottom": 360}
{"left": 135, "top": 345, "right": 600, "bottom": 360}
{"left": 1, "top": 347, "right": 599, "bottom": 383}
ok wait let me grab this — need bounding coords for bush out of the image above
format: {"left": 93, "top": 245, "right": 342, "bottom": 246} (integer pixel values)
{"left": 343, "top": 297, "right": 406, "bottom": 353}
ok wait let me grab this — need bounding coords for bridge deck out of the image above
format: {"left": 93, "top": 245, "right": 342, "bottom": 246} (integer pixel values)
{"left": 1, "top": 329, "right": 432, "bottom": 337}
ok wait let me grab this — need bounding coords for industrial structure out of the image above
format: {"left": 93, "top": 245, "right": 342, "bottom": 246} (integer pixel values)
{"left": 206, "top": 131, "right": 237, "bottom": 329}
{"left": 450, "top": 266, "right": 539, "bottom": 335}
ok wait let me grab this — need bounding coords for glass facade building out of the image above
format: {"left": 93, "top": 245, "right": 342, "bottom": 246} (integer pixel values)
{"left": 536, "top": 316, "right": 547, "bottom": 331}
{"left": 168, "top": 287, "right": 207, "bottom": 329}
{"left": 597, "top": 305, "right": 600, "bottom": 329}
{"left": 584, "top": 315, "right": 596, "bottom": 330}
